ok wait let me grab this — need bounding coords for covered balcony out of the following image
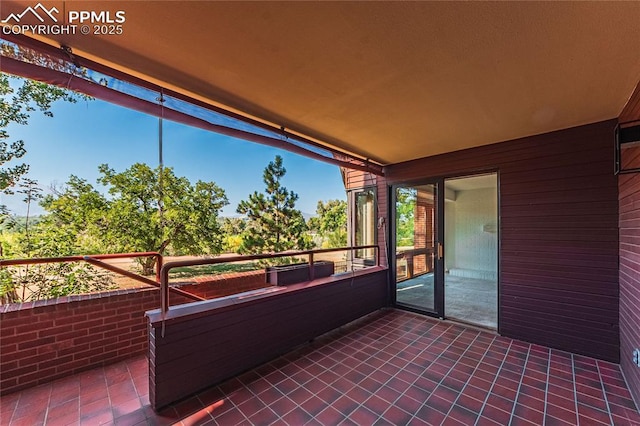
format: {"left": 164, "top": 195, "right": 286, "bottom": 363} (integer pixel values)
{"left": 2, "top": 1, "right": 640, "bottom": 425}
{"left": 3, "top": 310, "right": 640, "bottom": 425}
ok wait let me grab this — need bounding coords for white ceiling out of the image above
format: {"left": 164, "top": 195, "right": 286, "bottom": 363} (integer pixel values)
{"left": 3, "top": 1, "right": 640, "bottom": 165}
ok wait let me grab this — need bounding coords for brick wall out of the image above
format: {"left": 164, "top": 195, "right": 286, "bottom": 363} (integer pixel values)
{"left": 0, "top": 287, "right": 172, "bottom": 395}
{"left": 619, "top": 171, "right": 640, "bottom": 405}
{"left": 0, "top": 270, "right": 268, "bottom": 396}
{"left": 174, "top": 270, "right": 267, "bottom": 299}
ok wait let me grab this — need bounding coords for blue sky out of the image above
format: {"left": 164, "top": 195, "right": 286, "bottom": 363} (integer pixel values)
{"left": 2, "top": 94, "right": 347, "bottom": 217}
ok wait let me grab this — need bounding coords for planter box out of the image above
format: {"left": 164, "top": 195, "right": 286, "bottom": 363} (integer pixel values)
{"left": 266, "top": 261, "right": 334, "bottom": 286}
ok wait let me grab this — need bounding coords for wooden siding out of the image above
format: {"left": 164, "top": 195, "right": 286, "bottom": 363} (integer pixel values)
{"left": 385, "top": 120, "right": 620, "bottom": 362}
{"left": 343, "top": 168, "right": 389, "bottom": 268}
{"left": 618, "top": 81, "right": 640, "bottom": 404}
{"left": 344, "top": 170, "right": 377, "bottom": 190}
{"left": 146, "top": 268, "right": 388, "bottom": 410}
{"left": 620, "top": 80, "right": 640, "bottom": 123}
{"left": 618, "top": 173, "right": 640, "bottom": 405}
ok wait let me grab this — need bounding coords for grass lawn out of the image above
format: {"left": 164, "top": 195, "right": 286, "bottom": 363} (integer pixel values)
{"left": 168, "top": 262, "right": 260, "bottom": 279}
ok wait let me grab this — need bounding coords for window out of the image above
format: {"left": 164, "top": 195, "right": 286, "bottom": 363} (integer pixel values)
{"left": 349, "top": 187, "right": 377, "bottom": 264}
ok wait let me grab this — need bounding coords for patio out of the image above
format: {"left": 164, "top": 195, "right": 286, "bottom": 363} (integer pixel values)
{"left": 2, "top": 309, "right": 638, "bottom": 425}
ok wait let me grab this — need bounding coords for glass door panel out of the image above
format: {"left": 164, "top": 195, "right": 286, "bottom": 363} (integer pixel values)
{"left": 394, "top": 183, "right": 440, "bottom": 313}
{"left": 444, "top": 173, "right": 498, "bottom": 329}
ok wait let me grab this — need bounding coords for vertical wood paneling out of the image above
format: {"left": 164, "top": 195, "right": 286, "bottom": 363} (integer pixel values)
{"left": 385, "top": 120, "right": 620, "bottom": 362}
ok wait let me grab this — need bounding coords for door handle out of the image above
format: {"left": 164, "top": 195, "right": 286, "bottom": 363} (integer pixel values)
{"left": 437, "top": 242, "right": 443, "bottom": 260}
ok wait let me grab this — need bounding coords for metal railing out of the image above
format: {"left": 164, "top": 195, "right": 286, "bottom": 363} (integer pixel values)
{"left": 0, "top": 245, "right": 380, "bottom": 310}
{"left": 0, "top": 252, "right": 204, "bottom": 303}
{"left": 159, "top": 245, "right": 379, "bottom": 314}
{"left": 396, "top": 247, "right": 434, "bottom": 281}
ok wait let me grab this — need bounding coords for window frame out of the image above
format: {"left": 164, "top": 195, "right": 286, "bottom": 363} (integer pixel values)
{"left": 348, "top": 186, "right": 377, "bottom": 265}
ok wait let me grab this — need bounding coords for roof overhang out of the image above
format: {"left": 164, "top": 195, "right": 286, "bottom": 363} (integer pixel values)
{"left": 2, "top": 1, "right": 640, "bottom": 165}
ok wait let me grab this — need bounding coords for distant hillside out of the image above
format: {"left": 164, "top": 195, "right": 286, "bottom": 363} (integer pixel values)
{"left": 221, "top": 213, "right": 316, "bottom": 221}
{"left": 0, "top": 215, "right": 43, "bottom": 231}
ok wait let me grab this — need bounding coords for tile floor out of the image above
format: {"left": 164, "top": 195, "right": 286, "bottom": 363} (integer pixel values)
{"left": 1, "top": 309, "right": 639, "bottom": 425}
{"left": 396, "top": 274, "right": 498, "bottom": 329}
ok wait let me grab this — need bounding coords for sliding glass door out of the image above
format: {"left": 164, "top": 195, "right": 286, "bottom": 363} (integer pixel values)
{"left": 392, "top": 174, "right": 498, "bottom": 329}
{"left": 393, "top": 181, "right": 444, "bottom": 315}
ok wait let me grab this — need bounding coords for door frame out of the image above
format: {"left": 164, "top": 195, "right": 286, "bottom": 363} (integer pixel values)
{"left": 389, "top": 170, "right": 501, "bottom": 331}
{"left": 390, "top": 178, "right": 445, "bottom": 318}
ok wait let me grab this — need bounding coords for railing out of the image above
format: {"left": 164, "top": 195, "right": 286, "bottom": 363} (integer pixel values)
{"left": 396, "top": 247, "right": 434, "bottom": 281}
{"left": 0, "top": 252, "right": 204, "bottom": 302}
{"left": 0, "top": 246, "right": 380, "bottom": 310}
{"left": 159, "top": 245, "right": 379, "bottom": 314}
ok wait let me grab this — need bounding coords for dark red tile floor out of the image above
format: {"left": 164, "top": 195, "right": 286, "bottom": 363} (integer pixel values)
{"left": 2, "top": 309, "right": 639, "bottom": 425}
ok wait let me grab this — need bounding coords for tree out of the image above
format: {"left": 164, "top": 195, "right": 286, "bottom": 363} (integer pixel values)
{"left": 39, "top": 175, "right": 110, "bottom": 254}
{"left": 396, "top": 188, "right": 416, "bottom": 247}
{"left": 0, "top": 72, "right": 87, "bottom": 203}
{"left": 43, "top": 163, "right": 229, "bottom": 274}
{"left": 0, "top": 178, "right": 114, "bottom": 304}
{"left": 237, "top": 155, "right": 312, "bottom": 254}
{"left": 0, "top": 42, "right": 90, "bottom": 220}
{"left": 308, "top": 199, "right": 347, "bottom": 248}
{"left": 221, "top": 217, "right": 246, "bottom": 253}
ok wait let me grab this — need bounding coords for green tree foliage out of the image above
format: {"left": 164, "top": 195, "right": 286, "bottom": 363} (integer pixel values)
{"left": 221, "top": 217, "right": 246, "bottom": 252}
{"left": 396, "top": 188, "right": 416, "bottom": 247}
{"left": 39, "top": 175, "right": 110, "bottom": 254}
{"left": 43, "top": 163, "right": 229, "bottom": 274}
{"left": 0, "top": 72, "right": 86, "bottom": 201}
{"left": 237, "top": 155, "right": 312, "bottom": 254}
{"left": 308, "top": 199, "right": 347, "bottom": 248}
{"left": 0, "top": 178, "right": 114, "bottom": 304}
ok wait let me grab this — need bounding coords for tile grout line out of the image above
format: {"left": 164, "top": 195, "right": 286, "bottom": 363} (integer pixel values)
{"left": 337, "top": 316, "right": 452, "bottom": 422}
{"left": 8, "top": 389, "right": 21, "bottom": 425}
{"left": 541, "top": 347, "right": 551, "bottom": 426}
{"left": 595, "top": 361, "right": 615, "bottom": 426}
{"left": 44, "top": 386, "right": 52, "bottom": 426}
{"left": 615, "top": 360, "right": 640, "bottom": 414}
{"left": 443, "top": 332, "right": 498, "bottom": 420}
{"left": 402, "top": 323, "right": 466, "bottom": 423}
{"left": 346, "top": 317, "right": 453, "bottom": 422}
{"left": 308, "top": 313, "right": 427, "bottom": 421}
{"left": 265, "top": 311, "right": 418, "bottom": 422}
{"left": 571, "top": 353, "right": 579, "bottom": 426}
{"left": 473, "top": 339, "right": 514, "bottom": 426}
{"left": 507, "top": 343, "right": 532, "bottom": 423}
{"left": 399, "top": 323, "right": 469, "bottom": 419}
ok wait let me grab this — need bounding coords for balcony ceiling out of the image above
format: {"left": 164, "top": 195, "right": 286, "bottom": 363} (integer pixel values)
{"left": 3, "top": 1, "right": 640, "bottom": 165}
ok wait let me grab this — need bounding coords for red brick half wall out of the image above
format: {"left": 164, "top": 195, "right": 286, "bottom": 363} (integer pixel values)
{"left": 0, "top": 287, "right": 169, "bottom": 395}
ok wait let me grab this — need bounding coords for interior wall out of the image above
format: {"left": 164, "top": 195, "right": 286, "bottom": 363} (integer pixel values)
{"left": 385, "top": 120, "right": 620, "bottom": 362}
{"left": 444, "top": 200, "right": 456, "bottom": 272}
{"left": 447, "top": 187, "right": 497, "bottom": 281}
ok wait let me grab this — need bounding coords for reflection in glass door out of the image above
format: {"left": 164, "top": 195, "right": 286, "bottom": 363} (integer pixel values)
{"left": 394, "top": 183, "right": 443, "bottom": 314}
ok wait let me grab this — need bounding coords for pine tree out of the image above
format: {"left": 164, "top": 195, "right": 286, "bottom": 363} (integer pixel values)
{"left": 237, "top": 155, "right": 312, "bottom": 254}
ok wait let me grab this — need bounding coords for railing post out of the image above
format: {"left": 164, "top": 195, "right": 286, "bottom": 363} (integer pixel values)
{"left": 161, "top": 266, "right": 169, "bottom": 315}
{"left": 309, "top": 252, "right": 315, "bottom": 281}
{"left": 155, "top": 254, "right": 162, "bottom": 283}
